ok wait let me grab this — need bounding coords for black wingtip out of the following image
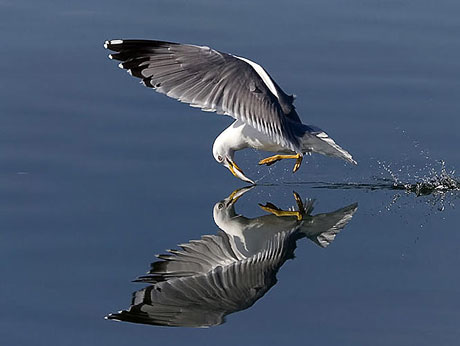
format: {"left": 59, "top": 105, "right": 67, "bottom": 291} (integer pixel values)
{"left": 103, "top": 39, "right": 125, "bottom": 51}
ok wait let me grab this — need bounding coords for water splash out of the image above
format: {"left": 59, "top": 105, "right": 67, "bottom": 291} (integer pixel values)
{"left": 360, "top": 160, "right": 457, "bottom": 212}
{"left": 284, "top": 160, "right": 458, "bottom": 212}
{"left": 376, "top": 160, "right": 459, "bottom": 197}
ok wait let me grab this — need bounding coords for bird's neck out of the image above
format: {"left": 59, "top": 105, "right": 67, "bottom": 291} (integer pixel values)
{"left": 214, "top": 121, "right": 249, "bottom": 154}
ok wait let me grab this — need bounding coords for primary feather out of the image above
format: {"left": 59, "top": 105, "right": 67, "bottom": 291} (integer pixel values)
{"left": 104, "top": 39, "right": 301, "bottom": 152}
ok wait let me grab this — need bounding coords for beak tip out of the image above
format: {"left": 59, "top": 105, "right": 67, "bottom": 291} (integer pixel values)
{"left": 226, "top": 158, "right": 255, "bottom": 185}
{"left": 239, "top": 175, "right": 255, "bottom": 185}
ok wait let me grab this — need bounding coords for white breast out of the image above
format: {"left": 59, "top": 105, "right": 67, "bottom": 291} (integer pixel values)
{"left": 239, "top": 122, "right": 292, "bottom": 153}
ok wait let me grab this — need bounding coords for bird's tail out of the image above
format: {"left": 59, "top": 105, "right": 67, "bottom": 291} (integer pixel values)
{"left": 298, "top": 125, "right": 357, "bottom": 164}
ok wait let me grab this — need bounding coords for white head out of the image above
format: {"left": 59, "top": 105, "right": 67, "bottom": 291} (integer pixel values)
{"left": 212, "top": 136, "right": 254, "bottom": 184}
{"left": 212, "top": 135, "right": 233, "bottom": 167}
{"left": 213, "top": 186, "right": 254, "bottom": 231}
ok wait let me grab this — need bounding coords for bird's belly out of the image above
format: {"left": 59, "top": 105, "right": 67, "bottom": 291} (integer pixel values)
{"left": 241, "top": 124, "right": 292, "bottom": 153}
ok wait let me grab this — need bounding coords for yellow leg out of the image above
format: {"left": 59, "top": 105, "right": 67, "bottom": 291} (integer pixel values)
{"left": 292, "top": 191, "right": 304, "bottom": 210}
{"left": 258, "top": 153, "right": 303, "bottom": 173}
{"left": 293, "top": 155, "right": 303, "bottom": 173}
{"left": 259, "top": 203, "right": 303, "bottom": 221}
{"left": 259, "top": 204, "right": 303, "bottom": 221}
{"left": 258, "top": 191, "right": 304, "bottom": 220}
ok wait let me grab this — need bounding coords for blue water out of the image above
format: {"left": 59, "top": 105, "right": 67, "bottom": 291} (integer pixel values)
{"left": 1, "top": 0, "right": 459, "bottom": 345}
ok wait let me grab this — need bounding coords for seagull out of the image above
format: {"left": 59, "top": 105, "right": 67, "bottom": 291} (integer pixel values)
{"left": 106, "top": 187, "right": 358, "bottom": 327}
{"left": 104, "top": 39, "right": 357, "bottom": 183}
{"left": 213, "top": 187, "right": 358, "bottom": 253}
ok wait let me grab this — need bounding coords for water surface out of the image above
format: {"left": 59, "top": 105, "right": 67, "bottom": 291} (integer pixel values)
{"left": 1, "top": 0, "right": 459, "bottom": 345}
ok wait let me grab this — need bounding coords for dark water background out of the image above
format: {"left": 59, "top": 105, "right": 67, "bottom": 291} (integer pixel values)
{"left": 1, "top": 0, "right": 459, "bottom": 345}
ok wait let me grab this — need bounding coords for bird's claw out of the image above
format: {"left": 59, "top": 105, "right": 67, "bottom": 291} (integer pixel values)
{"left": 259, "top": 203, "right": 303, "bottom": 221}
{"left": 292, "top": 156, "right": 303, "bottom": 173}
{"left": 258, "top": 153, "right": 303, "bottom": 173}
{"left": 292, "top": 191, "right": 304, "bottom": 210}
{"left": 258, "top": 155, "right": 283, "bottom": 166}
{"left": 259, "top": 192, "right": 305, "bottom": 221}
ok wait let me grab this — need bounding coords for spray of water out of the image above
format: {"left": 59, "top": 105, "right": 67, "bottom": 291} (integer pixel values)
{"left": 375, "top": 159, "right": 458, "bottom": 211}
{"left": 376, "top": 160, "right": 459, "bottom": 196}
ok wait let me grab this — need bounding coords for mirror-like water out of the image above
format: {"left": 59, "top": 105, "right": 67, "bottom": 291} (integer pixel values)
{"left": 1, "top": 0, "right": 459, "bottom": 345}
{"left": 107, "top": 188, "right": 358, "bottom": 327}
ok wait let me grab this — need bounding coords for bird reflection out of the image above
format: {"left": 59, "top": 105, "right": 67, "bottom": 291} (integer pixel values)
{"left": 106, "top": 188, "right": 358, "bottom": 328}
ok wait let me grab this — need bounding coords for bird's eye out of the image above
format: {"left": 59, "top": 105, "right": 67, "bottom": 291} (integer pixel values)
{"left": 217, "top": 155, "right": 223, "bottom": 162}
{"left": 218, "top": 203, "right": 224, "bottom": 209}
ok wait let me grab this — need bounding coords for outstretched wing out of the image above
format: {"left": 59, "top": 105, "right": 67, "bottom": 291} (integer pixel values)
{"left": 104, "top": 39, "right": 300, "bottom": 152}
{"left": 134, "top": 231, "right": 243, "bottom": 283}
{"left": 106, "top": 230, "right": 294, "bottom": 327}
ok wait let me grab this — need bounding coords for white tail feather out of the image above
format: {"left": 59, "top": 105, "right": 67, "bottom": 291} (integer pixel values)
{"left": 302, "top": 131, "right": 356, "bottom": 164}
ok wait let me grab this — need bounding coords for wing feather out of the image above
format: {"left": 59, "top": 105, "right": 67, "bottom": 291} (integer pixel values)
{"left": 105, "top": 39, "right": 300, "bottom": 152}
{"left": 107, "top": 230, "right": 294, "bottom": 327}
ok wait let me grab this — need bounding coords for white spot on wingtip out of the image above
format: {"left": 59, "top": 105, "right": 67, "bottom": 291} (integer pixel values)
{"left": 118, "top": 63, "right": 124, "bottom": 69}
{"left": 104, "top": 39, "right": 123, "bottom": 49}
{"left": 108, "top": 54, "right": 113, "bottom": 59}
{"left": 127, "top": 69, "right": 132, "bottom": 75}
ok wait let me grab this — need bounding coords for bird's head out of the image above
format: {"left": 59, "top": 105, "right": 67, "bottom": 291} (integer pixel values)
{"left": 212, "top": 140, "right": 254, "bottom": 184}
{"left": 213, "top": 186, "right": 254, "bottom": 229}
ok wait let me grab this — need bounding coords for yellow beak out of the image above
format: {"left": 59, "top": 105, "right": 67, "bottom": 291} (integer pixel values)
{"left": 226, "top": 158, "right": 255, "bottom": 184}
{"left": 225, "top": 186, "right": 254, "bottom": 207}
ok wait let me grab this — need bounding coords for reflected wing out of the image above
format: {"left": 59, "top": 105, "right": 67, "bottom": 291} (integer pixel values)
{"left": 104, "top": 39, "right": 300, "bottom": 152}
{"left": 106, "top": 281, "right": 226, "bottom": 327}
{"left": 301, "top": 203, "right": 358, "bottom": 248}
{"left": 135, "top": 231, "right": 243, "bottom": 283}
{"left": 107, "top": 231, "right": 295, "bottom": 327}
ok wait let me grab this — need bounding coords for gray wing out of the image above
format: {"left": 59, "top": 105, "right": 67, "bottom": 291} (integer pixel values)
{"left": 107, "top": 230, "right": 296, "bottom": 327}
{"left": 135, "top": 231, "right": 244, "bottom": 283}
{"left": 106, "top": 285, "right": 226, "bottom": 327}
{"left": 104, "top": 39, "right": 301, "bottom": 152}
